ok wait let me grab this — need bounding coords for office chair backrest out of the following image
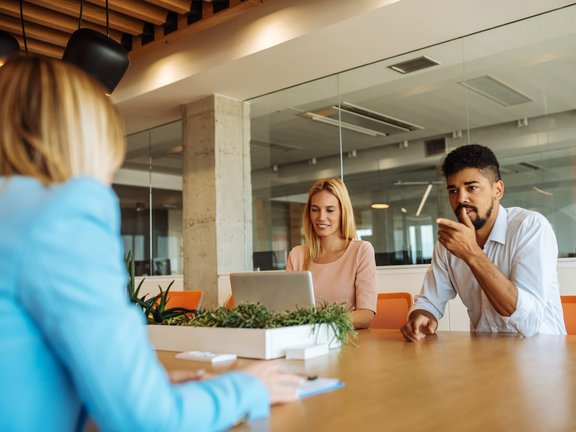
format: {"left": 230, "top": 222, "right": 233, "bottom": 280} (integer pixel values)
{"left": 166, "top": 290, "right": 203, "bottom": 311}
{"left": 370, "top": 292, "right": 413, "bottom": 330}
{"left": 561, "top": 295, "right": 576, "bottom": 335}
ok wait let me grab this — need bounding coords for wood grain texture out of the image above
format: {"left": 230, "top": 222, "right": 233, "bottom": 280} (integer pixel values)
{"left": 157, "top": 330, "right": 576, "bottom": 432}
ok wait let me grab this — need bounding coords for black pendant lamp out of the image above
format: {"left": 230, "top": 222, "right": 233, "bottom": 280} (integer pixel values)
{"left": 0, "top": 30, "right": 20, "bottom": 63}
{"left": 62, "top": 0, "right": 129, "bottom": 94}
{"left": 63, "top": 28, "right": 129, "bottom": 94}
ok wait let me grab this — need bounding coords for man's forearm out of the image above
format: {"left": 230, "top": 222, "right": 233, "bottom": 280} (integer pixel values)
{"left": 465, "top": 253, "right": 518, "bottom": 316}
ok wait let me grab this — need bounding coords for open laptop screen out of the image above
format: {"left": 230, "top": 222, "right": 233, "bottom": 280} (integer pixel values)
{"left": 229, "top": 271, "right": 315, "bottom": 313}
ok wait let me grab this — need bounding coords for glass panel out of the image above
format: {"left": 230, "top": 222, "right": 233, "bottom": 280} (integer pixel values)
{"left": 248, "top": 5, "right": 576, "bottom": 266}
{"left": 114, "top": 121, "right": 183, "bottom": 276}
{"left": 250, "top": 75, "right": 344, "bottom": 270}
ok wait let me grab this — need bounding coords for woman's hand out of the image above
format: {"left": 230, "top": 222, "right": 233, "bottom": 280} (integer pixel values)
{"left": 241, "top": 362, "right": 301, "bottom": 404}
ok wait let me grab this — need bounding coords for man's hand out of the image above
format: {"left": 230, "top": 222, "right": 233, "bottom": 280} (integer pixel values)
{"left": 401, "top": 310, "right": 438, "bottom": 342}
{"left": 436, "top": 207, "right": 481, "bottom": 260}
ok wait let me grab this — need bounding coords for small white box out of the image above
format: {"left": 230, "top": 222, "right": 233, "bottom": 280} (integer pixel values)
{"left": 286, "top": 343, "right": 329, "bottom": 360}
{"left": 175, "top": 351, "right": 237, "bottom": 363}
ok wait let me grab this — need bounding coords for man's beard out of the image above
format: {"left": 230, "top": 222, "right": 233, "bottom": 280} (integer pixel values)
{"left": 455, "top": 203, "right": 493, "bottom": 230}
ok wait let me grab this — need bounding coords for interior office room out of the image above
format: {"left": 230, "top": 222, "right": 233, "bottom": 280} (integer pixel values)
{"left": 85, "top": 0, "right": 575, "bottom": 330}
{"left": 3, "top": 1, "right": 576, "bottom": 431}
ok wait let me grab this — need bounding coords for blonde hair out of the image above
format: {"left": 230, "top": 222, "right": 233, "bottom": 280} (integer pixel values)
{"left": 302, "top": 177, "right": 357, "bottom": 269}
{"left": 0, "top": 56, "right": 125, "bottom": 184}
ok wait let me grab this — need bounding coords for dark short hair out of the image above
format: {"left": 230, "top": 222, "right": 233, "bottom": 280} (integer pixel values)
{"left": 441, "top": 144, "right": 501, "bottom": 182}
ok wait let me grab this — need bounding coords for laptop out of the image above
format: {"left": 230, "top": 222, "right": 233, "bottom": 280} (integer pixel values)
{"left": 229, "top": 271, "right": 316, "bottom": 313}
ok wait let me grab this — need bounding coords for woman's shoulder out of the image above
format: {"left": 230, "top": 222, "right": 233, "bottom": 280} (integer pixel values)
{"left": 288, "top": 244, "right": 307, "bottom": 258}
{"left": 4, "top": 176, "right": 119, "bottom": 243}
{"left": 348, "top": 239, "right": 375, "bottom": 254}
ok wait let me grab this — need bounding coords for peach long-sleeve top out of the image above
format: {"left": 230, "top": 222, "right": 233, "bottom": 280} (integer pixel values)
{"left": 286, "top": 240, "right": 377, "bottom": 312}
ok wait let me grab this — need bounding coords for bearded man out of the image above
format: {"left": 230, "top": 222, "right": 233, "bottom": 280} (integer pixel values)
{"left": 401, "top": 144, "right": 566, "bottom": 341}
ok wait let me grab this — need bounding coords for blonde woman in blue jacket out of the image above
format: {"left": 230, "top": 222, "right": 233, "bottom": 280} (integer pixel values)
{"left": 0, "top": 56, "right": 300, "bottom": 432}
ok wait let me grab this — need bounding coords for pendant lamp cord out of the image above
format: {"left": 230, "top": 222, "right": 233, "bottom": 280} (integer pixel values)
{"left": 78, "top": 0, "right": 84, "bottom": 29}
{"left": 106, "top": 0, "right": 110, "bottom": 36}
{"left": 19, "top": 0, "right": 28, "bottom": 54}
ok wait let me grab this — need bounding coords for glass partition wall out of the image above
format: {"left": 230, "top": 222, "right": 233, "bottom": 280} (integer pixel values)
{"left": 114, "top": 122, "right": 183, "bottom": 276}
{"left": 114, "top": 5, "right": 576, "bottom": 274}
{"left": 249, "top": 5, "right": 576, "bottom": 268}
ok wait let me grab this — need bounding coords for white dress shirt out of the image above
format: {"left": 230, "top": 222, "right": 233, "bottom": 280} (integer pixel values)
{"left": 411, "top": 205, "right": 566, "bottom": 336}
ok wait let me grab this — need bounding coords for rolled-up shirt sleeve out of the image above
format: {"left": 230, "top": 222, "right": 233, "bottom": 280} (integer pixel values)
{"left": 409, "top": 242, "right": 457, "bottom": 322}
{"left": 506, "top": 213, "right": 559, "bottom": 336}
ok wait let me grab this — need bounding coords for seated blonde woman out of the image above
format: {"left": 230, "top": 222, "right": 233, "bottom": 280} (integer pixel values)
{"left": 286, "top": 178, "right": 377, "bottom": 329}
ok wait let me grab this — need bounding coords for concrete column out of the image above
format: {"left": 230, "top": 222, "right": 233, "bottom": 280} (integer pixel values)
{"left": 182, "top": 95, "right": 252, "bottom": 308}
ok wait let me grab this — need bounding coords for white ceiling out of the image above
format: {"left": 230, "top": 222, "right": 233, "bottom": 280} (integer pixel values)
{"left": 115, "top": 0, "right": 576, "bottom": 211}
{"left": 113, "top": 0, "right": 576, "bottom": 135}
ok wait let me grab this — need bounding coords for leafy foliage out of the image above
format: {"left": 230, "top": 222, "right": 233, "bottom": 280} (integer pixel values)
{"left": 124, "top": 251, "right": 196, "bottom": 324}
{"left": 164, "top": 302, "right": 357, "bottom": 347}
{"left": 141, "top": 281, "right": 199, "bottom": 324}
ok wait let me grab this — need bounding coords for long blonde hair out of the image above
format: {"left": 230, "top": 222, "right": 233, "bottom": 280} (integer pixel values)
{"left": 302, "top": 177, "right": 357, "bottom": 268}
{"left": 0, "top": 56, "right": 126, "bottom": 184}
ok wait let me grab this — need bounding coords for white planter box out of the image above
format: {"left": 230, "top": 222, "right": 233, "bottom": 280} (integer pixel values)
{"left": 148, "top": 324, "right": 339, "bottom": 360}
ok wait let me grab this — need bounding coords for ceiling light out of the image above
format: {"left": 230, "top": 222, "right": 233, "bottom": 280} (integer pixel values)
{"left": 533, "top": 186, "right": 554, "bottom": 196}
{"left": 0, "top": 30, "right": 19, "bottom": 65}
{"left": 371, "top": 203, "right": 390, "bottom": 209}
{"left": 62, "top": 0, "right": 128, "bottom": 94}
{"left": 63, "top": 28, "right": 129, "bottom": 94}
{"left": 306, "top": 113, "right": 384, "bottom": 137}
{"left": 415, "top": 184, "right": 433, "bottom": 216}
{"left": 459, "top": 76, "right": 532, "bottom": 106}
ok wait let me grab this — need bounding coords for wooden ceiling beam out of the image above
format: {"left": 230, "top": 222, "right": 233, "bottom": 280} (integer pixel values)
{"left": 86, "top": 0, "right": 168, "bottom": 25}
{"left": 0, "top": 1, "right": 123, "bottom": 42}
{"left": 144, "top": 0, "right": 192, "bottom": 15}
{"left": 31, "top": 0, "right": 145, "bottom": 35}
{"left": 14, "top": 34, "right": 65, "bottom": 59}
{"left": 0, "top": 15, "right": 69, "bottom": 47}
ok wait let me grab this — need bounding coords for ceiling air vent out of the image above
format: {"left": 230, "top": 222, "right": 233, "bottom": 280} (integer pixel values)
{"left": 303, "top": 102, "right": 422, "bottom": 137}
{"left": 388, "top": 56, "right": 440, "bottom": 74}
{"left": 459, "top": 76, "right": 532, "bottom": 106}
{"left": 425, "top": 137, "right": 446, "bottom": 157}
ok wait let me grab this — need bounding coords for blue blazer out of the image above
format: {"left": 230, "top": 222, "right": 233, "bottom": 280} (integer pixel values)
{"left": 0, "top": 176, "right": 268, "bottom": 431}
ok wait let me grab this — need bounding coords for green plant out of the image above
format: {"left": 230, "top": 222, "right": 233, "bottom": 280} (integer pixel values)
{"left": 164, "top": 302, "right": 357, "bottom": 347}
{"left": 124, "top": 251, "right": 147, "bottom": 311}
{"left": 142, "top": 281, "right": 199, "bottom": 324}
{"left": 124, "top": 252, "right": 194, "bottom": 324}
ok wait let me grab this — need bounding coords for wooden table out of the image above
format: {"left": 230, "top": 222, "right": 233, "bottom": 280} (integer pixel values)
{"left": 157, "top": 330, "right": 576, "bottom": 431}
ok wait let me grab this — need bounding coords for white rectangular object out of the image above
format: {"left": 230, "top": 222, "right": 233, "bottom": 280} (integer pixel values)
{"left": 286, "top": 344, "right": 329, "bottom": 360}
{"left": 175, "top": 351, "right": 237, "bottom": 363}
{"left": 148, "top": 323, "right": 339, "bottom": 360}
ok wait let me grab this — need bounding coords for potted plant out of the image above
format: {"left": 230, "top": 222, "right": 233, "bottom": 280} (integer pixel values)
{"left": 125, "top": 252, "right": 356, "bottom": 359}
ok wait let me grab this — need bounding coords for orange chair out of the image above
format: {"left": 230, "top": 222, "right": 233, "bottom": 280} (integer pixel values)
{"left": 561, "top": 295, "right": 576, "bottom": 335}
{"left": 225, "top": 295, "right": 235, "bottom": 309}
{"left": 370, "top": 292, "right": 413, "bottom": 329}
{"left": 166, "top": 290, "right": 203, "bottom": 311}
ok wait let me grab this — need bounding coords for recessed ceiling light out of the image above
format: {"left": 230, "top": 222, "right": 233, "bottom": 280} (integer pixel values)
{"left": 371, "top": 203, "right": 390, "bottom": 209}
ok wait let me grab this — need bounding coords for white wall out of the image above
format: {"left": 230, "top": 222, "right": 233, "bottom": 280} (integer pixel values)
{"left": 135, "top": 259, "right": 576, "bottom": 331}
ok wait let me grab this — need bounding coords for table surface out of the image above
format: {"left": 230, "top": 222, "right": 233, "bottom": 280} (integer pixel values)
{"left": 157, "top": 330, "right": 576, "bottom": 432}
